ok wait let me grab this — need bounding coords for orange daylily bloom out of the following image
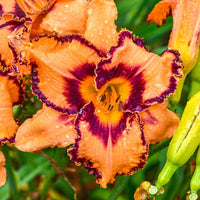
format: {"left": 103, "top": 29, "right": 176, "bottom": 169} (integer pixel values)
{"left": 0, "top": 151, "right": 6, "bottom": 188}
{"left": 147, "top": 0, "right": 200, "bottom": 104}
{"left": 14, "top": 0, "right": 181, "bottom": 188}
{"left": 147, "top": 0, "right": 200, "bottom": 72}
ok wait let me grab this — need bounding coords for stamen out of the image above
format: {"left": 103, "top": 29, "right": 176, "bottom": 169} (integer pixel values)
{"left": 99, "top": 94, "right": 106, "bottom": 102}
{"left": 115, "top": 95, "right": 121, "bottom": 103}
{"left": 108, "top": 105, "right": 114, "bottom": 111}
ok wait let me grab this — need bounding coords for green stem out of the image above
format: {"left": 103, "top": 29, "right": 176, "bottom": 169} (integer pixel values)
{"left": 38, "top": 151, "right": 77, "bottom": 200}
{"left": 156, "top": 160, "right": 179, "bottom": 190}
{"left": 1, "top": 145, "right": 20, "bottom": 200}
{"left": 108, "top": 176, "right": 130, "bottom": 200}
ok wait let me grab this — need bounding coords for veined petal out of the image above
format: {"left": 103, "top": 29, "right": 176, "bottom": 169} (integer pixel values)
{"left": 68, "top": 102, "right": 148, "bottom": 188}
{"left": 0, "top": 151, "right": 6, "bottom": 188}
{"left": 40, "top": 0, "right": 89, "bottom": 35}
{"left": 29, "top": 34, "right": 102, "bottom": 114}
{"left": 95, "top": 31, "right": 183, "bottom": 113}
{"left": 15, "top": 105, "right": 77, "bottom": 152}
{"left": 147, "top": 0, "right": 177, "bottom": 26}
{"left": 84, "top": 0, "right": 118, "bottom": 53}
{"left": 0, "top": 75, "right": 21, "bottom": 144}
{"left": 139, "top": 101, "right": 179, "bottom": 144}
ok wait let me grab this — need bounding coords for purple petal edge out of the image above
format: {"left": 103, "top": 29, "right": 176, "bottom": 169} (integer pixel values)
{"left": 144, "top": 48, "right": 183, "bottom": 105}
{"left": 0, "top": 135, "right": 15, "bottom": 145}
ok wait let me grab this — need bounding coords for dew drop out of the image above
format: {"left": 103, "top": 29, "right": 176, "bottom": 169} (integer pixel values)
{"left": 88, "top": 9, "right": 92, "bottom": 15}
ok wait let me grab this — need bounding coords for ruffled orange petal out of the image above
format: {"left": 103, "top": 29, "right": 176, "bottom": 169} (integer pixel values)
{"left": 147, "top": 0, "right": 176, "bottom": 26}
{"left": 0, "top": 75, "right": 20, "bottom": 143}
{"left": 0, "top": 151, "right": 6, "bottom": 188}
{"left": 84, "top": 0, "right": 118, "bottom": 53}
{"left": 15, "top": 105, "right": 77, "bottom": 152}
{"left": 29, "top": 34, "right": 101, "bottom": 114}
{"left": 140, "top": 101, "right": 179, "bottom": 144}
{"left": 40, "top": 0, "right": 89, "bottom": 35}
{"left": 95, "top": 31, "right": 183, "bottom": 112}
{"left": 168, "top": 0, "right": 200, "bottom": 72}
{"left": 68, "top": 102, "right": 148, "bottom": 188}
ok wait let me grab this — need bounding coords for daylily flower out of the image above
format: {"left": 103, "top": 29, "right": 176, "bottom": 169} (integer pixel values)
{"left": 147, "top": 0, "right": 200, "bottom": 104}
{"left": 12, "top": 0, "right": 182, "bottom": 188}
{"left": 15, "top": 27, "right": 182, "bottom": 192}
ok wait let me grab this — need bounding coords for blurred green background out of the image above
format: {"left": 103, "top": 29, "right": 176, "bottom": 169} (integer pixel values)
{"left": 0, "top": 0, "right": 194, "bottom": 199}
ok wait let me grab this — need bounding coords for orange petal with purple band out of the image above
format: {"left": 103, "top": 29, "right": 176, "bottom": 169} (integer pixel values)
{"left": 84, "top": 0, "right": 118, "bottom": 53}
{"left": 139, "top": 101, "right": 179, "bottom": 144}
{"left": 29, "top": 34, "right": 102, "bottom": 114}
{"left": 68, "top": 102, "right": 148, "bottom": 188}
{"left": 40, "top": 0, "right": 89, "bottom": 35}
{"left": 0, "top": 75, "right": 23, "bottom": 144}
{"left": 15, "top": 105, "right": 77, "bottom": 152}
{"left": 0, "top": 151, "right": 6, "bottom": 188}
{"left": 95, "top": 31, "right": 183, "bottom": 113}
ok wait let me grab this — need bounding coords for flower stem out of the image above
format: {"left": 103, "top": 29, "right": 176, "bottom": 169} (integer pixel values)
{"left": 38, "top": 150, "right": 77, "bottom": 200}
{"left": 1, "top": 145, "right": 20, "bottom": 200}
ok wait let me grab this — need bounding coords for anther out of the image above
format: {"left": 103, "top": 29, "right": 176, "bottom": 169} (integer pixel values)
{"left": 115, "top": 95, "right": 121, "bottom": 103}
{"left": 99, "top": 94, "right": 106, "bottom": 102}
{"left": 108, "top": 105, "right": 114, "bottom": 111}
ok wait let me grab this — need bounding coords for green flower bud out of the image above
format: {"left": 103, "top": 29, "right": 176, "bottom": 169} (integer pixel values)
{"left": 156, "top": 91, "right": 200, "bottom": 189}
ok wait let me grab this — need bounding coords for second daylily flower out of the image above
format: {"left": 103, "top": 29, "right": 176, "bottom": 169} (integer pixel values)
{"left": 147, "top": 0, "right": 200, "bottom": 104}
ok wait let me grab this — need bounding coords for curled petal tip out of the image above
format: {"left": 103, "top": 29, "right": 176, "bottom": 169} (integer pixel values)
{"left": 147, "top": 0, "right": 174, "bottom": 26}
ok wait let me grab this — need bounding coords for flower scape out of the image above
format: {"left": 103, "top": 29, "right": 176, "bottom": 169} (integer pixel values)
{"left": 0, "top": 0, "right": 184, "bottom": 195}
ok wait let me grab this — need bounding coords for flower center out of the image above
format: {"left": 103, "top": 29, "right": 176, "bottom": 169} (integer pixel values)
{"left": 97, "top": 85, "right": 123, "bottom": 113}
